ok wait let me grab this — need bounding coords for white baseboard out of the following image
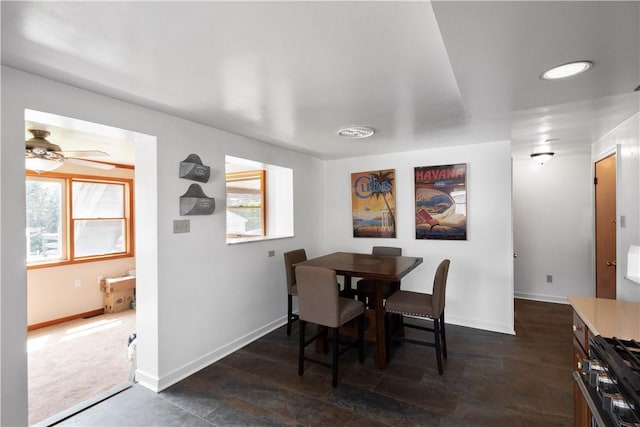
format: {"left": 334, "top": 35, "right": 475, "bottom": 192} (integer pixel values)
{"left": 134, "top": 370, "right": 160, "bottom": 393}
{"left": 150, "top": 316, "right": 287, "bottom": 392}
{"left": 444, "top": 314, "right": 515, "bottom": 336}
{"left": 514, "top": 292, "right": 570, "bottom": 304}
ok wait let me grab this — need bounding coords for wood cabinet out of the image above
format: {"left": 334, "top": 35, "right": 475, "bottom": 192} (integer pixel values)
{"left": 569, "top": 296, "right": 640, "bottom": 427}
{"left": 572, "top": 309, "right": 592, "bottom": 427}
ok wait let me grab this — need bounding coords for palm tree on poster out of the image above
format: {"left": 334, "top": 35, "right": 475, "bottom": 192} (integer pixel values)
{"left": 370, "top": 170, "right": 396, "bottom": 235}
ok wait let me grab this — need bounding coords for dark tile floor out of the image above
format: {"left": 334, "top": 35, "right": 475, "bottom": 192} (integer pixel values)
{"left": 56, "top": 299, "right": 573, "bottom": 426}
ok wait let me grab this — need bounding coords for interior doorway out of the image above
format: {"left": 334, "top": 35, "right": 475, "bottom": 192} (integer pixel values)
{"left": 594, "top": 153, "right": 617, "bottom": 299}
{"left": 24, "top": 110, "right": 138, "bottom": 425}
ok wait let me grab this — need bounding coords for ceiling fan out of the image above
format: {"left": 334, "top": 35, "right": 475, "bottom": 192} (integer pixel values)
{"left": 25, "top": 129, "right": 115, "bottom": 173}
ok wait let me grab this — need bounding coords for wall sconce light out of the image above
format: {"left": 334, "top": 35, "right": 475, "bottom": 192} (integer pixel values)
{"left": 530, "top": 152, "right": 555, "bottom": 165}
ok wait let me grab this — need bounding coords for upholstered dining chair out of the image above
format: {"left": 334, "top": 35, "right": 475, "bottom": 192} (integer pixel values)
{"left": 284, "top": 249, "right": 307, "bottom": 336}
{"left": 356, "top": 246, "right": 402, "bottom": 307}
{"left": 296, "top": 265, "right": 365, "bottom": 387}
{"left": 384, "top": 259, "right": 451, "bottom": 375}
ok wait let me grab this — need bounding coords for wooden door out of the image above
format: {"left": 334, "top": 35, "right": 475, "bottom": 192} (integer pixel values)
{"left": 595, "top": 154, "right": 616, "bottom": 299}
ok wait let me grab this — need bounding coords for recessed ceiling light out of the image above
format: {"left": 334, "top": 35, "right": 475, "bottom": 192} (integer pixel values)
{"left": 337, "top": 126, "right": 375, "bottom": 138}
{"left": 541, "top": 61, "right": 592, "bottom": 80}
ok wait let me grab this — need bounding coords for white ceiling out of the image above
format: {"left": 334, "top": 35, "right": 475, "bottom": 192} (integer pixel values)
{"left": 2, "top": 1, "right": 639, "bottom": 165}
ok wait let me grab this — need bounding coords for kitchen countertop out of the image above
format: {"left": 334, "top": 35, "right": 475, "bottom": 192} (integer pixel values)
{"left": 569, "top": 295, "right": 640, "bottom": 340}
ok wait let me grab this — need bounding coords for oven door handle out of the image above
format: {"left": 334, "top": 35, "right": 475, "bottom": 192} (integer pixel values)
{"left": 572, "top": 371, "right": 611, "bottom": 427}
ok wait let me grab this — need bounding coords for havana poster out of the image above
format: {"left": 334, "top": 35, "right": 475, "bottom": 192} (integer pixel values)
{"left": 351, "top": 169, "right": 396, "bottom": 238}
{"left": 415, "top": 163, "right": 467, "bottom": 240}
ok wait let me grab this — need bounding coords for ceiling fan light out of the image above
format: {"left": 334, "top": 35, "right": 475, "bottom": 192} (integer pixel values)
{"left": 530, "top": 152, "right": 555, "bottom": 165}
{"left": 541, "top": 61, "right": 592, "bottom": 80}
{"left": 25, "top": 156, "right": 64, "bottom": 173}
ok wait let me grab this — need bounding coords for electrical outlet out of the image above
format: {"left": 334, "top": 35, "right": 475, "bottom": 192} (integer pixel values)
{"left": 620, "top": 215, "right": 626, "bottom": 228}
{"left": 268, "top": 250, "right": 275, "bottom": 257}
{"left": 74, "top": 279, "right": 82, "bottom": 288}
{"left": 173, "top": 219, "right": 190, "bottom": 233}
{"left": 546, "top": 275, "right": 553, "bottom": 283}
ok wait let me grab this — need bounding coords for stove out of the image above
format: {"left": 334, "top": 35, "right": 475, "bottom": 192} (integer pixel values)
{"left": 577, "top": 335, "right": 640, "bottom": 426}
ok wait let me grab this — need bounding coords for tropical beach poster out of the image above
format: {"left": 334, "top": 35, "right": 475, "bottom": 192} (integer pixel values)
{"left": 351, "top": 169, "right": 396, "bottom": 238}
{"left": 415, "top": 163, "right": 467, "bottom": 240}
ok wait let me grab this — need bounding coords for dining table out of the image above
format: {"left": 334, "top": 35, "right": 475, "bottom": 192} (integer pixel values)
{"left": 294, "top": 251, "right": 423, "bottom": 368}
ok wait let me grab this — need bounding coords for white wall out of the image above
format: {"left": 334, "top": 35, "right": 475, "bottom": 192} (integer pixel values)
{"left": 28, "top": 258, "right": 136, "bottom": 326}
{"left": 513, "top": 154, "right": 593, "bottom": 302}
{"left": 1, "top": 67, "right": 325, "bottom": 425}
{"left": 323, "top": 140, "right": 515, "bottom": 334}
{"left": 592, "top": 113, "right": 640, "bottom": 302}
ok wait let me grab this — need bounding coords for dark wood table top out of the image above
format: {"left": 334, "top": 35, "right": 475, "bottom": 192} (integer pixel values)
{"left": 295, "top": 251, "right": 423, "bottom": 281}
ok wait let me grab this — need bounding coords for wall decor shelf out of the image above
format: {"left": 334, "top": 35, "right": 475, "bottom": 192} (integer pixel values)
{"left": 179, "top": 153, "right": 210, "bottom": 183}
{"left": 180, "top": 183, "right": 215, "bottom": 215}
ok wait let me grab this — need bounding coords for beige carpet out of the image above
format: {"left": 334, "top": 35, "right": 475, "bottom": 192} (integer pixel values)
{"left": 27, "top": 309, "right": 136, "bottom": 425}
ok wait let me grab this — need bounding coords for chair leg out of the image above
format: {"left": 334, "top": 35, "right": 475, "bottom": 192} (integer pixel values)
{"left": 358, "top": 314, "right": 365, "bottom": 364}
{"left": 287, "top": 295, "right": 293, "bottom": 336}
{"left": 384, "top": 312, "right": 391, "bottom": 363}
{"left": 357, "top": 293, "right": 367, "bottom": 306}
{"left": 440, "top": 312, "right": 447, "bottom": 358}
{"left": 433, "top": 318, "right": 443, "bottom": 375}
{"left": 332, "top": 327, "right": 339, "bottom": 387}
{"left": 298, "top": 320, "right": 306, "bottom": 376}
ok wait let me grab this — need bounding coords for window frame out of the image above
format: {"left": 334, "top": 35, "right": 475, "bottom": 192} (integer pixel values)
{"left": 225, "top": 170, "right": 266, "bottom": 238}
{"left": 26, "top": 170, "right": 135, "bottom": 269}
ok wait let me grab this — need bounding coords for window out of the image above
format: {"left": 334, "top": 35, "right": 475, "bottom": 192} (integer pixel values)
{"left": 26, "top": 173, "right": 133, "bottom": 266}
{"left": 225, "top": 155, "right": 293, "bottom": 244}
{"left": 226, "top": 170, "right": 266, "bottom": 237}
{"left": 26, "top": 177, "right": 65, "bottom": 262}
{"left": 73, "top": 180, "right": 127, "bottom": 257}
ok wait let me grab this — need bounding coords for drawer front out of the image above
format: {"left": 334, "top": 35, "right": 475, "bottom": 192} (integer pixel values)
{"left": 573, "top": 337, "right": 587, "bottom": 372}
{"left": 572, "top": 310, "right": 589, "bottom": 352}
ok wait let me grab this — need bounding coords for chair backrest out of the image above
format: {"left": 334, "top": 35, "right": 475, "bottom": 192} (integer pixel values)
{"left": 284, "top": 249, "right": 307, "bottom": 294}
{"left": 372, "top": 246, "right": 402, "bottom": 256}
{"left": 431, "top": 259, "right": 451, "bottom": 316}
{"left": 295, "top": 266, "right": 340, "bottom": 328}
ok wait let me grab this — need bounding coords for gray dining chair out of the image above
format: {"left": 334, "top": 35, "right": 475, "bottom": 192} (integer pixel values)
{"left": 284, "top": 249, "right": 307, "bottom": 336}
{"left": 356, "top": 246, "right": 402, "bottom": 307}
{"left": 384, "top": 259, "right": 451, "bottom": 375}
{"left": 296, "top": 265, "right": 365, "bottom": 387}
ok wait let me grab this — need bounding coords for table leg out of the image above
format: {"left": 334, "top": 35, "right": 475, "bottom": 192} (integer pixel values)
{"left": 373, "top": 280, "right": 387, "bottom": 369}
{"left": 341, "top": 274, "right": 357, "bottom": 299}
{"left": 344, "top": 275, "right": 352, "bottom": 290}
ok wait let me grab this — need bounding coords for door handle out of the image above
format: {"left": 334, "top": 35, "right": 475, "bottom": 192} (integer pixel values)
{"left": 606, "top": 260, "right": 617, "bottom": 267}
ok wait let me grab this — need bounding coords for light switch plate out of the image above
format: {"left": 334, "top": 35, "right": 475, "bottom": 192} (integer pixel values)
{"left": 173, "top": 219, "right": 190, "bottom": 233}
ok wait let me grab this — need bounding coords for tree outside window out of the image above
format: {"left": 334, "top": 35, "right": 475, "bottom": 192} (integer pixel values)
{"left": 26, "top": 178, "right": 64, "bottom": 261}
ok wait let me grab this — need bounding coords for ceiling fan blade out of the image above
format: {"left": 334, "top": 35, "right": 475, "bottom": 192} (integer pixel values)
{"left": 58, "top": 150, "right": 109, "bottom": 157}
{"left": 66, "top": 157, "right": 116, "bottom": 170}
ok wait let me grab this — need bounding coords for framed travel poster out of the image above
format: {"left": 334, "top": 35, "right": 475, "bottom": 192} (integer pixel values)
{"left": 415, "top": 163, "right": 467, "bottom": 240}
{"left": 351, "top": 169, "right": 396, "bottom": 238}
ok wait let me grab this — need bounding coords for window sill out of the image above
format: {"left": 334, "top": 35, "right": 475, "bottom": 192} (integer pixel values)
{"left": 226, "top": 235, "right": 294, "bottom": 245}
{"left": 625, "top": 276, "right": 640, "bottom": 285}
{"left": 27, "top": 253, "right": 134, "bottom": 270}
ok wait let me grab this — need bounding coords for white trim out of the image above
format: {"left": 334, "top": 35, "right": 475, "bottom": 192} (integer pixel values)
{"left": 152, "top": 317, "right": 287, "bottom": 392}
{"left": 593, "top": 144, "right": 618, "bottom": 163}
{"left": 445, "top": 314, "right": 515, "bottom": 335}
